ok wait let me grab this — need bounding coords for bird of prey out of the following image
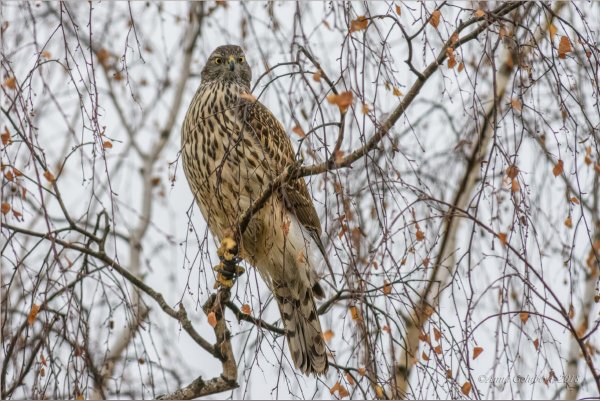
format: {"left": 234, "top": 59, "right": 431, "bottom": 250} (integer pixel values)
{"left": 181, "top": 45, "right": 328, "bottom": 375}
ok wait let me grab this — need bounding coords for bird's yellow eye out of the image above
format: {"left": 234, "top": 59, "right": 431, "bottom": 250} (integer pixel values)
{"left": 237, "top": 56, "right": 245, "bottom": 63}
{"left": 214, "top": 57, "right": 222, "bottom": 64}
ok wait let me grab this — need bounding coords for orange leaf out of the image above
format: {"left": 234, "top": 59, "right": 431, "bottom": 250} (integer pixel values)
{"left": 350, "top": 306, "right": 360, "bottom": 320}
{"left": 349, "top": 16, "right": 369, "bottom": 33}
{"left": 511, "top": 99, "right": 522, "bottom": 111}
{"left": 4, "top": 76, "right": 16, "bottom": 90}
{"left": 473, "top": 346, "right": 483, "bottom": 359}
{"left": 43, "top": 170, "right": 55, "bottom": 182}
{"left": 564, "top": 217, "right": 573, "bottom": 228}
{"left": 345, "top": 371, "right": 355, "bottom": 385}
{"left": 569, "top": 196, "right": 579, "bottom": 205}
{"left": 433, "top": 327, "right": 442, "bottom": 341}
{"left": 292, "top": 125, "right": 306, "bottom": 138}
{"left": 520, "top": 311, "right": 529, "bottom": 324}
{"left": 28, "top": 304, "right": 40, "bottom": 325}
{"left": 461, "top": 381, "right": 472, "bottom": 396}
{"left": 558, "top": 35, "right": 572, "bottom": 58}
{"left": 553, "top": 159, "right": 563, "bottom": 177}
{"left": 41, "top": 50, "right": 51, "bottom": 59}
{"left": 5, "top": 170, "right": 14, "bottom": 182}
{"left": 313, "top": 70, "right": 322, "bottom": 82}
{"left": 1, "top": 202, "right": 10, "bottom": 215}
{"left": 498, "top": 232, "right": 507, "bottom": 246}
{"left": 416, "top": 229, "right": 425, "bottom": 242}
{"left": 421, "top": 351, "right": 430, "bottom": 361}
{"left": 433, "top": 345, "right": 442, "bottom": 354}
{"left": 429, "top": 10, "right": 441, "bottom": 28}
{"left": 102, "top": 140, "right": 113, "bottom": 149}
{"left": 329, "top": 381, "right": 341, "bottom": 395}
{"left": 358, "top": 367, "right": 366, "bottom": 376}
{"left": 374, "top": 385, "right": 384, "bottom": 398}
{"left": 241, "top": 304, "right": 251, "bottom": 314}
{"left": 395, "top": 4, "right": 401, "bottom": 16}
{"left": 506, "top": 164, "right": 519, "bottom": 179}
{"left": 1, "top": 128, "right": 11, "bottom": 145}
{"left": 323, "top": 329, "right": 334, "bottom": 342}
{"left": 338, "top": 385, "right": 349, "bottom": 398}
{"left": 383, "top": 280, "right": 392, "bottom": 295}
{"left": 327, "top": 91, "right": 353, "bottom": 113}
{"left": 549, "top": 24, "right": 557, "bottom": 41}
{"left": 207, "top": 311, "right": 217, "bottom": 328}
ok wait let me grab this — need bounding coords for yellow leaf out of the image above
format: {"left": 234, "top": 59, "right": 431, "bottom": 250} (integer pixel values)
{"left": 558, "top": 35, "right": 572, "bottom": 58}
{"left": 292, "top": 125, "right": 306, "bottom": 138}
{"left": 429, "top": 10, "right": 441, "bottom": 28}
{"left": 327, "top": 91, "right": 354, "bottom": 113}
{"left": 473, "top": 346, "right": 483, "bottom": 359}
{"left": 553, "top": 159, "right": 563, "bottom": 177}
{"left": 207, "top": 311, "right": 217, "bottom": 328}
{"left": 349, "top": 16, "right": 369, "bottom": 33}
{"left": 461, "top": 381, "right": 472, "bottom": 396}
{"left": 28, "top": 304, "right": 40, "bottom": 325}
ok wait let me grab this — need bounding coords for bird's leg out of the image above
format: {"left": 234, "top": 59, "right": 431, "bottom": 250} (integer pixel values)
{"left": 213, "top": 236, "right": 245, "bottom": 288}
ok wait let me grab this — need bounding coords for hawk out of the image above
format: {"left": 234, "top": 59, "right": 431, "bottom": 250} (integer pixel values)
{"left": 181, "top": 45, "right": 328, "bottom": 375}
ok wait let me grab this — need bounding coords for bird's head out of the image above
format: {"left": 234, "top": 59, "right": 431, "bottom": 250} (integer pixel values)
{"left": 201, "top": 45, "right": 252, "bottom": 89}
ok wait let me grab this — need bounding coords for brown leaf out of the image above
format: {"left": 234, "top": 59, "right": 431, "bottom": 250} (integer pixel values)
{"left": 358, "top": 367, "right": 366, "bottom": 376}
{"left": 568, "top": 304, "right": 575, "bottom": 319}
{"left": 241, "top": 304, "right": 251, "bottom": 314}
{"left": 433, "top": 327, "right": 442, "bottom": 341}
{"left": 511, "top": 99, "right": 522, "bottom": 111}
{"left": 4, "top": 171, "right": 14, "bottom": 182}
{"left": 564, "top": 217, "right": 573, "bottom": 228}
{"left": 349, "top": 16, "right": 369, "bottom": 33}
{"left": 429, "top": 10, "right": 441, "bottom": 28}
{"left": 382, "top": 325, "right": 391, "bottom": 333}
{"left": 345, "top": 372, "right": 355, "bottom": 385}
{"left": 292, "top": 125, "right": 306, "bottom": 138}
{"left": 457, "top": 62, "right": 465, "bottom": 73}
{"left": 383, "top": 280, "right": 392, "bottom": 295}
{"left": 4, "top": 76, "right": 16, "bottom": 90}
{"left": 520, "top": 311, "right": 530, "bottom": 324}
{"left": 41, "top": 50, "right": 51, "bottom": 59}
{"left": 282, "top": 216, "right": 291, "bottom": 236}
{"left": 361, "top": 103, "right": 370, "bottom": 114}
{"left": 207, "top": 311, "right": 217, "bottom": 328}
{"left": 374, "top": 385, "right": 384, "bottom": 399}
{"left": 421, "top": 351, "right": 430, "bottom": 361}
{"left": 558, "top": 35, "right": 572, "bottom": 58}
{"left": 96, "top": 48, "right": 111, "bottom": 67}
{"left": 549, "top": 24, "right": 557, "bottom": 41}
{"left": 43, "top": 170, "right": 55, "bottom": 183}
{"left": 329, "top": 381, "right": 341, "bottom": 395}
{"left": 338, "top": 385, "right": 350, "bottom": 398}
{"left": 327, "top": 91, "right": 353, "bottom": 113}
{"left": 553, "top": 159, "right": 563, "bottom": 177}
{"left": 416, "top": 229, "right": 425, "bottom": 241}
{"left": 422, "top": 257, "right": 430, "bottom": 268}
{"left": 350, "top": 306, "right": 360, "bottom": 320}
{"left": 433, "top": 345, "right": 442, "bottom": 354}
{"left": 102, "top": 140, "right": 113, "bottom": 149}
{"left": 395, "top": 4, "right": 401, "bottom": 15}
{"left": 423, "top": 305, "right": 434, "bottom": 317}
{"left": 1, "top": 128, "right": 11, "bottom": 145}
{"left": 392, "top": 87, "right": 403, "bottom": 97}
{"left": 498, "top": 232, "right": 508, "bottom": 246}
{"left": 461, "top": 381, "right": 472, "bottom": 396}
{"left": 446, "top": 369, "right": 453, "bottom": 379}
{"left": 473, "top": 346, "right": 483, "bottom": 359}
{"left": 28, "top": 304, "right": 40, "bottom": 325}
{"left": 569, "top": 196, "right": 579, "bottom": 205}
{"left": 323, "top": 329, "right": 334, "bottom": 342}
{"left": 474, "top": 9, "right": 485, "bottom": 17}
{"left": 1, "top": 202, "right": 10, "bottom": 215}
{"left": 312, "top": 70, "right": 322, "bottom": 82}
{"left": 506, "top": 164, "right": 519, "bottom": 179}
{"left": 533, "top": 338, "right": 540, "bottom": 350}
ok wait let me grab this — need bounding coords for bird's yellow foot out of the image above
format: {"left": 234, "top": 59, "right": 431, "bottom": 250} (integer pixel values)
{"left": 213, "top": 237, "right": 244, "bottom": 288}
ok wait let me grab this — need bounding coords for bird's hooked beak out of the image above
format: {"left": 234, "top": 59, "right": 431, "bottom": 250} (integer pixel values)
{"left": 228, "top": 55, "right": 235, "bottom": 72}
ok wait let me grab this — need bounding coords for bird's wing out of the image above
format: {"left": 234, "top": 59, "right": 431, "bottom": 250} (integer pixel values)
{"left": 237, "top": 97, "right": 322, "bottom": 236}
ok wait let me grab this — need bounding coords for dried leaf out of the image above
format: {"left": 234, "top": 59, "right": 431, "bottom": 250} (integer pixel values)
{"left": 446, "top": 369, "right": 453, "bottom": 378}
{"left": 568, "top": 304, "right": 575, "bottom": 319}
{"left": 422, "top": 257, "right": 430, "bottom": 268}
{"left": 349, "top": 16, "right": 369, "bottom": 33}
{"left": 4, "top": 76, "right": 16, "bottom": 90}
{"left": 43, "top": 170, "right": 55, "bottom": 183}
{"left": 549, "top": 24, "right": 557, "bottom": 41}
{"left": 395, "top": 4, "right": 401, "bottom": 16}
{"left": 241, "top": 304, "right": 251, "bottom": 314}
{"left": 282, "top": 217, "right": 291, "bottom": 236}
{"left": 457, "top": 62, "right": 465, "bottom": 72}
{"left": 558, "top": 35, "right": 572, "bottom": 59}
{"left": 102, "top": 140, "right": 113, "bottom": 149}
{"left": 239, "top": 92, "right": 257, "bottom": 102}
{"left": 511, "top": 99, "right": 522, "bottom": 111}
{"left": 323, "top": 329, "right": 334, "bottom": 342}
{"left": 433, "top": 327, "right": 442, "bottom": 341}
{"left": 361, "top": 103, "right": 370, "bottom": 114}
{"left": 1, "top": 202, "right": 10, "bottom": 215}
{"left": 374, "top": 385, "right": 384, "bottom": 398}
{"left": 345, "top": 371, "right": 355, "bottom": 385}
{"left": 327, "top": 91, "right": 354, "bottom": 113}
{"left": 473, "top": 346, "right": 483, "bottom": 359}
{"left": 28, "top": 304, "right": 40, "bottom": 325}
{"left": 421, "top": 351, "right": 430, "bottom": 361}
{"left": 506, "top": 165, "right": 519, "bottom": 179}
{"left": 292, "top": 125, "right": 306, "bottom": 138}
{"left": 41, "top": 50, "right": 51, "bottom": 59}
{"left": 498, "top": 232, "right": 508, "bottom": 246}
{"left": 429, "top": 10, "right": 441, "bottom": 28}
{"left": 433, "top": 345, "right": 442, "bottom": 354}
{"left": 329, "top": 381, "right": 341, "bottom": 395}
{"left": 564, "top": 217, "right": 573, "bottom": 228}
{"left": 461, "top": 381, "right": 472, "bottom": 396}
{"left": 338, "top": 385, "right": 349, "bottom": 398}
{"left": 383, "top": 280, "right": 392, "bottom": 295}
{"left": 392, "top": 87, "right": 403, "bottom": 97}
{"left": 358, "top": 367, "right": 366, "bottom": 376}
{"left": 207, "top": 311, "right": 217, "bottom": 328}
{"left": 569, "top": 196, "right": 580, "bottom": 205}
{"left": 520, "top": 311, "right": 530, "bottom": 324}
{"left": 1, "top": 128, "right": 11, "bottom": 145}
{"left": 382, "top": 325, "right": 391, "bottom": 333}
{"left": 96, "top": 48, "right": 111, "bottom": 67}
{"left": 350, "top": 306, "right": 360, "bottom": 320}
{"left": 313, "top": 70, "right": 322, "bottom": 82}
{"left": 553, "top": 159, "right": 563, "bottom": 177}
{"left": 5, "top": 171, "right": 14, "bottom": 182}
{"left": 423, "top": 305, "right": 434, "bottom": 317}
{"left": 533, "top": 338, "right": 540, "bottom": 350}
{"left": 416, "top": 229, "right": 425, "bottom": 242}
